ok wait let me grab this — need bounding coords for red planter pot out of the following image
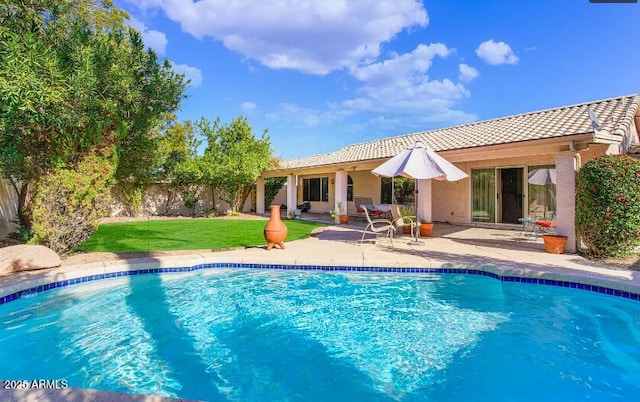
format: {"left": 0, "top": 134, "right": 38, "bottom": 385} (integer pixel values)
{"left": 420, "top": 223, "right": 434, "bottom": 237}
{"left": 542, "top": 235, "right": 568, "bottom": 254}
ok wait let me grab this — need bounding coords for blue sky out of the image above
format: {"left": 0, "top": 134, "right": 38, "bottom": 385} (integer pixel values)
{"left": 118, "top": 0, "right": 640, "bottom": 160}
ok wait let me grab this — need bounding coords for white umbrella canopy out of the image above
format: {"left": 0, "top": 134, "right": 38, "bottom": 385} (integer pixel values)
{"left": 372, "top": 141, "right": 468, "bottom": 181}
{"left": 528, "top": 168, "right": 556, "bottom": 185}
{"left": 372, "top": 141, "right": 468, "bottom": 243}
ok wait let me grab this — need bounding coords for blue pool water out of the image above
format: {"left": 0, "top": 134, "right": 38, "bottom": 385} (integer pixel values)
{"left": 0, "top": 268, "right": 639, "bottom": 401}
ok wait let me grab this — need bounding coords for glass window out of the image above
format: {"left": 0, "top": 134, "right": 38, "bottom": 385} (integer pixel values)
{"left": 381, "top": 177, "right": 415, "bottom": 205}
{"left": 527, "top": 165, "right": 556, "bottom": 220}
{"left": 472, "top": 169, "right": 496, "bottom": 223}
{"left": 302, "top": 177, "right": 329, "bottom": 202}
{"left": 347, "top": 175, "right": 353, "bottom": 202}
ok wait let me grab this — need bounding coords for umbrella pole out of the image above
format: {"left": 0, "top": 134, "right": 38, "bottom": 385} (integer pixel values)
{"left": 408, "top": 179, "right": 424, "bottom": 245}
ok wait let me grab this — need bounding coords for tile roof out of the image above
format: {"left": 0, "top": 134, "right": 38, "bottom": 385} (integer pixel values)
{"left": 278, "top": 95, "right": 640, "bottom": 170}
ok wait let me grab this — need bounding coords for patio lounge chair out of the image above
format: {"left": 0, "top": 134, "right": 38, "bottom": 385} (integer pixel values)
{"left": 297, "top": 201, "right": 311, "bottom": 212}
{"left": 535, "top": 211, "right": 557, "bottom": 235}
{"left": 360, "top": 205, "right": 395, "bottom": 247}
{"left": 355, "top": 197, "right": 385, "bottom": 218}
{"left": 390, "top": 204, "right": 415, "bottom": 238}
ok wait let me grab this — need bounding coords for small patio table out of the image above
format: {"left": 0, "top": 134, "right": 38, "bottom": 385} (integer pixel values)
{"left": 518, "top": 217, "right": 539, "bottom": 237}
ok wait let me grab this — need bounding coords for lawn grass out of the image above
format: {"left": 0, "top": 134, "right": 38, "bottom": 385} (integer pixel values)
{"left": 77, "top": 219, "right": 326, "bottom": 253}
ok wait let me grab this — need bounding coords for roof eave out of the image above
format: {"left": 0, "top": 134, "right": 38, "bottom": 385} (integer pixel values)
{"left": 593, "top": 129, "right": 624, "bottom": 144}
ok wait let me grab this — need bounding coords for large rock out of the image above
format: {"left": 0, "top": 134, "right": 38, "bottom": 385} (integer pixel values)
{"left": 0, "top": 245, "right": 61, "bottom": 275}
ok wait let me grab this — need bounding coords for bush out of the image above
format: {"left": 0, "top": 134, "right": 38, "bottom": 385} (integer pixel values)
{"left": 29, "top": 154, "right": 116, "bottom": 254}
{"left": 576, "top": 155, "right": 640, "bottom": 258}
{"left": 182, "top": 189, "right": 199, "bottom": 212}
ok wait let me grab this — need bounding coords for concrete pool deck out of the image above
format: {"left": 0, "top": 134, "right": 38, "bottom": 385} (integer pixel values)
{"left": 1, "top": 222, "right": 639, "bottom": 401}
{"left": 1, "top": 222, "right": 639, "bottom": 299}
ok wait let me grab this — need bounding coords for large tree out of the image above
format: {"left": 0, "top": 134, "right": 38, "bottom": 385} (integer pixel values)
{"left": 198, "top": 116, "right": 273, "bottom": 212}
{"left": 155, "top": 119, "right": 203, "bottom": 214}
{"left": 0, "top": 0, "right": 186, "bottom": 231}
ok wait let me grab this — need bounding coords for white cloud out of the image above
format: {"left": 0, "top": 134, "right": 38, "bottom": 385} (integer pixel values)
{"left": 128, "top": 17, "right": 168, "bottom": 55}
{"left": 266, "top": 43, "right": 476, "bottom": 130}
{"left": 475, "top": 39, "right": 519, "bottom": 65}
{"left": 458, "top": 63, "right": 479, "bottom": 83}
{"left": 241, "top": 102, "right": 257, "bottom": 113}
{"left": 172, "top": 63, "right": 203, "bottom": 87}
{"left": 135, "top": 0, "right": 428, "bottom": 75}
{"left": 266, "top": 103, "right": 346, "bottom": 128}
{"left": 343, "top": 44, "right": 472, "bottom": 119}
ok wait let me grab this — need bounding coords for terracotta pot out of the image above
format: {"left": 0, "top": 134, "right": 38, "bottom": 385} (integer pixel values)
{"left": 402, "top": 226, "right": 411, "bottom": 234}
{"left": 542, "top": 234, "right": 568, "bottom": 254}
{"left": 420, "top": 223, "right": 434, "bottom": 237}
{"left": 339, "top": 215, "right": 350, "bottom": 224}
{"left": 264, "top": 205, "right": 288, "bottom": 250}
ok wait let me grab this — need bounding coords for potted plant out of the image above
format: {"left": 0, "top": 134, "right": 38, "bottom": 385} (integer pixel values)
{"left": 541, "top": 234, "right": 568, "bottom": 254}
{"left": 330, "top": 202, "right": 350, "bottom": 224}
{"left": 399, "top": 206, "right": 415, "bottom": 234}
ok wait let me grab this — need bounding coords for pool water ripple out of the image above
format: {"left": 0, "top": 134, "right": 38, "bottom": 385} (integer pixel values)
{"left": 0, "top": 268, "right": 639, "bottom": 401}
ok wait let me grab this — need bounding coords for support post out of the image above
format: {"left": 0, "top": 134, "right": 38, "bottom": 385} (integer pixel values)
{"left": 334, "top": 171, "right": 348, "bottom": 223}
{"left": 256, "top": 176, "right": 265, "bottom": 214}
{"left": 555, "top": 151, "right": 577, "bottom": 253}
{"left": 286, "top": 174, "right": 297, "bottom": 218}
{"left": 416, "top": 179, "right": 432, "bottom": 223}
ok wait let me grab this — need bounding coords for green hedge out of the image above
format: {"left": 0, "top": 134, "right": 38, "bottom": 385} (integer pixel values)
{"left": 576, "top": 155, "right": 640, "bottom": 258}
{"left": 30, "top": 154, "right": 115, "bottom": 254}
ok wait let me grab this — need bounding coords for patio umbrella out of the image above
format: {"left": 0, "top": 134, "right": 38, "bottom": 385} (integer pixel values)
{"left": 372, "top": 141, "right": 468, "bottom": 243}
{"left": 527, "top": 168, "right": 556, "bottom": 185}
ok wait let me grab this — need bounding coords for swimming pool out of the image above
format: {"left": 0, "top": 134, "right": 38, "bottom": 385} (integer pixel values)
{"left": 1, "top": 267, "right": 639, "bottom": 401}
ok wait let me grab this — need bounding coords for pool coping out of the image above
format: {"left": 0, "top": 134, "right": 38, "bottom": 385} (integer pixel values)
{"left": 1, "top": 252, "right": 640, "bottom": 304}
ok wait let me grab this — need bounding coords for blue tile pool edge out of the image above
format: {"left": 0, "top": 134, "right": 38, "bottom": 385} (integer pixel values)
{"left": 1, "top": 262, "right": 639, "bottom": 305}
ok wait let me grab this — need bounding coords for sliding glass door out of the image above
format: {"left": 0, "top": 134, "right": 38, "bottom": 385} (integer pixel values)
{"left": 499, "top": 168, "right": 523, "bottom": 224}
{"left": 472, "top": 169, "right": 495, "bottom": 223}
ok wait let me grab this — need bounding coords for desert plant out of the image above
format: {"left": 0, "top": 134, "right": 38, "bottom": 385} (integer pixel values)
{"left": 399, "top": 205, "right": 415, "bottom": 218}
{"left": 576, "top": 155, "right": 640, "bottom": 258}
{"left": 29, "top": 153, "right": 116, "bottom": 254}
{"left": 330, "top": 201, "right": 345, "bottom": 219}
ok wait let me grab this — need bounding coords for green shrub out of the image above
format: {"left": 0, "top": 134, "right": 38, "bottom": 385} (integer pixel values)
{"left": 576, "top": 155, "right": 640, "bottom": 258}
{"left": 29, "top": 154, "right": 116, "bottom": 254}
{"left": 119, "top": 185, "right": 144, "bottom": 216}
{"left": 182, "top": 189, "right": 199, "bottom": 212}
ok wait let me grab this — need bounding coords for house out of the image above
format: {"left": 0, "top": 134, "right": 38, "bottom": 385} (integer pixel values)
{"left": 257, "top": 95, "right": 640, "bottom": 252}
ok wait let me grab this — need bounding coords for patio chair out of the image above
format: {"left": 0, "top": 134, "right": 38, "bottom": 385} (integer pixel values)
{"left": 535, "top": 211, "right": 557, "bottom": 235}
{"left": 360, "top": 205, "right": 395, "bottom": 247}
{"left": 390, "top": 204, "right": 415, "bottom": 238}
{"left": 356, "top": 197, "right": 385, "bottom": 218}
{"left": 297, "top": 201, "right": 311, "bottom": 212}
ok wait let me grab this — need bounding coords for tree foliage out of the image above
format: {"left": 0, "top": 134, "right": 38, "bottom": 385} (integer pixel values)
{"left": 29, "top": 152, "right": 116, "bottom": 254}
{"left": 0, "top": 0, "right": 186, "bottom": 232}
{"left": 576, "top": 155, "right": 640, "bottom": 258}
{"left": 198, "top": 116, "right": 273, "bottom": 211}
{"left": 265, "top": 177, "right": 287, "bottom": 209}
{"left": 156, "top": 119, "right": 203, "bottom": 214}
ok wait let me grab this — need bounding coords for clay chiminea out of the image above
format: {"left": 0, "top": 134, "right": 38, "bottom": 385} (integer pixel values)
{"left": 264, "top": 204, "right": 288, "bottom": 250}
